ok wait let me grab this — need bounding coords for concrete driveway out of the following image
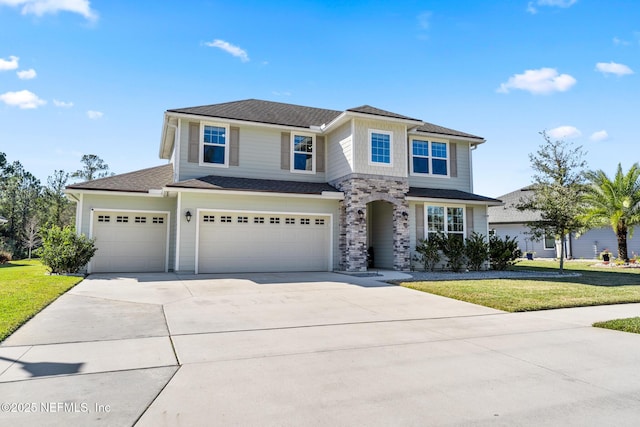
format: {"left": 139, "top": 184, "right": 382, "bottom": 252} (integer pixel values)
{"left": 1, "top": 272, "right": 640, "bottom": 426}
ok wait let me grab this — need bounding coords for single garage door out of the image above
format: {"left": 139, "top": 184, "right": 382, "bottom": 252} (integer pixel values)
{"left": 91, "top": 211, "right": 168, "bottom": 273}
{"left": 198, "top": 211, "right": 330, "bottom": 273}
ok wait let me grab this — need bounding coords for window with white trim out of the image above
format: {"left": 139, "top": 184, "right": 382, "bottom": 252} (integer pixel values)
{"left": 201, "top": 123, "right": 229, "bottom": 166}
{"left": 544, "top": 234, "right": 555, "bottom": 250}
{"left": 369, "top": 130, "right": 392, "bottom": 165}
{"left": 426, "top": 205, "right": 464, "bottom": 242}
{"left": 291, "top": 134, "right": 315, "bottom": 173}
{"left": 411, "top": 139, "right": 448, "bottom": 176}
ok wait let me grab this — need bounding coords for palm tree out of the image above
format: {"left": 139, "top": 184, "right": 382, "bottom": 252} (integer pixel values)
{"left": 581, "top": 163, "right": 640, "bottom": 261}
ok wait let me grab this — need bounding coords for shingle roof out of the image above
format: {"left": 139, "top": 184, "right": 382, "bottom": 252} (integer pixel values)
{"left": 414, "top": 122, "right": 484, "bottom": 140}
{"left": 168, "top": 99, "right": 342, "bottom": 128}
{"left": 66, "top": 164, "right": 174, "bottom": 193}
{"left": 347, "top": 105, "right": 422, "bottom": 122}
{"left": 487, "top": 186, "right": 540, "bottom": 223}
{"left": 407, "top": 187, "right": 502, "bottom": 204}
{"left": 167, "top": 175, "right": 340, "bottom": 195}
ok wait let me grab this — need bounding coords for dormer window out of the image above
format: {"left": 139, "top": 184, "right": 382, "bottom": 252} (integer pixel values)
{"left": 291, "top": 133, "right": 315, "bottom": 173}
{"left": 411, "top": 139, "right": 449, "bottom": 176}
{"left": 369, "top": 130, "right": 393, "bottom": 166}
{"left": 200, "top": 123, "right": 229, "bottom": 167}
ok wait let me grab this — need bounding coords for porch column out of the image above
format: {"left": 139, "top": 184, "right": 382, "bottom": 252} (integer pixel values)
{"left": 392, "top": 202, "right": 411, "bottom": 270}
{"left": 344, "top": 204, "right": 368, "bottom": 272}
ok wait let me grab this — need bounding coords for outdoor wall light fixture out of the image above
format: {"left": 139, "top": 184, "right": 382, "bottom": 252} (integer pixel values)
{"left": 402, "top": 211, "right": 409, "bottom": 218}
{"left": 357, "top": 209, "right": 364, "bottom": 218}
{"left": 185, "top": 210, "right": 192, "bottom": 223}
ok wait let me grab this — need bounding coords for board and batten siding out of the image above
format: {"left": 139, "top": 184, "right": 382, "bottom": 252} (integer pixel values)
{"left": 79, "top": 194, "right": 177, "bottom": 271}
{"left": 178, "top": 119, "right": 327, "bottom": 183}
{"left": 177, "top": 192, "right": 340, "bottom": 272}
{"left": 352, "top": 118, "right": 408, "bottom": 178}
{"left": 408, "top": 138, "right": 472, "bottom": 192}
{"left": 326, "top": 121, "right": 354, "bottom": 182}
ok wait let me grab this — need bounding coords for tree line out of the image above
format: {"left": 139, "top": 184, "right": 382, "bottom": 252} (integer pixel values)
{"left": 0, "top": 152, "right": 111, "bottom": 259}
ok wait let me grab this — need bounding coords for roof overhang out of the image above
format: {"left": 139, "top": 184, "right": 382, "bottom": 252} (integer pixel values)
{"left": 406, "top": 196, "right": 503, "bottom": 206}
{"left": 321, "top": 111, "right": 424, "bottom": 132}
{"left": 64, "top": 188, "right": 169, "bottom": 198}
{"left": 164, "top": 111, "right": 325, "bottom": 133}
{"left": 163, "top": 186, "right": 344, "bottom": 200}
{"left": 159, "top": 114, "right": 178, "bottom": 160}
{"left": 408, "top": 129, "right": 486, "bottom": 144}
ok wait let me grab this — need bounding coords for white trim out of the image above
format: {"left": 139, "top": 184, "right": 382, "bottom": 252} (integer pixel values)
{"left": 88, "top": 208, "right": 171, "bottom": 274}
{"left": 543, "top": 234, "right": 556, "bottom": 250}
{"left": 194, "top": 208, "right": 333, "bottom": 274}
{"left": 406, "top": 196, "right": 501, "bottom": 206}
{"left": 75, "top": 193, "right": 83, "bottom": 232}
{"left": 165, "top": 111, "right": 322, "bottom": 134}
{"left": 368, "top": 129, "right": 393, "bottom": 167}
{"left": 64, "top": 189, "right": 167, "bottom": 198}
{"left": 290, "top": 132, "right": 316, "bottom": 174}
{"left": 175, "top": 192, "right": 182, "bottom": 272}
{"left": 423, "top": 202, "right": 467, "bottom": 239}
{"left": 408, "top": 129, "right": 485, "bottom": 144}
{"left": 199, "top": 121, "right": 230, "bottom": 168}
{"left": 164, "top": 186, "right": 344, "bottom": 200}
{"left": 174, "top": 119, "right": 181, "bottom": 181}
{"left": 409, "top": 139, "right": 450, "bottom": 178}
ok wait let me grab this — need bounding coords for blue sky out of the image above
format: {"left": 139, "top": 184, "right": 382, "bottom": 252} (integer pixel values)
{"left": 0, "top": 0, "right": 637, "bottom": 197}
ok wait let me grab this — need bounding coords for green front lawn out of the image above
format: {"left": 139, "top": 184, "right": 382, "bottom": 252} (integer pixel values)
{"left": 401, "top": 260, "right": 640, "bottom": 312}
{"left": 0, "top": 260, "right": 83, "bottom": 342}
{"left": 593, "top": 317, "right": 640, "bottom": 334}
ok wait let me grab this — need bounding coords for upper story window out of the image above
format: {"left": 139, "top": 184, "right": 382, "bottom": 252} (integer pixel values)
{"left": 291, "top": 134, "right": 315, "bottom": 173}
{"left": 411, "top": 139, "right": 448, "bottom": 177}
{"left": 201, "top": 123, "right": 229, "bottom": 167}
{"left": 369, "top": 130, "right": 392, "bottom": 166}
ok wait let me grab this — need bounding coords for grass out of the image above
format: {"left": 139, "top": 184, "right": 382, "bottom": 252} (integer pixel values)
{"left": 593, "top": 317, "right": 640, "bottom": 334}
{"left": 0, "top": 259, "right": 83, "bottom": 342}
{"left": 401, "top": 260, "right": 640, "bottom": 312}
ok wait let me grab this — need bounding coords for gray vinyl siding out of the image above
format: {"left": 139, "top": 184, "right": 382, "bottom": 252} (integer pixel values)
{"left": 326, "top": 121, "right": 354, "bottom": 181}
{"left": 178, "top": 119, "right": 326, "bottom": 183}
{"left": 79, "top": 194, "right": 177, "bottom": 271}
{"left": 177, "top": 192, "right": 340, "bottom": 272}
{"left": 408, "top": 139, "right": 472, "bottom": 192}
{"left": 490, "top": 223, "right": 555, "bottom": 257}
{"left": 352, "top": 118, "right": 408, "bottom": 178}
{"left": 572, "top": 228, "right": 640, "bottom": 259}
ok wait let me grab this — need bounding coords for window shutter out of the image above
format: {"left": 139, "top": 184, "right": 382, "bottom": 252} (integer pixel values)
{"left": 466, "top": 207, "right": 474, "bottom": 235}
{"left": 316, "top": 135, "right": 325, "bottom": 173}
{"left": 229, "top": 126, "right": 240, "bottom": 166}
{"left": 188, "top": 122, "right": 199, "bottom": 163}
{"left": 450, "top": 143, "right": 457, "bottom": 177}
{"left": 415, "top": 204, "right": 425, "bottom": 241}
{"left": 281, "top": 132, "right": 291, "bottom": 170}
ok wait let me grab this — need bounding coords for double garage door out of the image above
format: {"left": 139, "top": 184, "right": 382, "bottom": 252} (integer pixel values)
{"left": 91, "top": 211, "right": 168, "bottom": 273}
{"left": 197, "top": 211, "right": 330, "bottom": 273}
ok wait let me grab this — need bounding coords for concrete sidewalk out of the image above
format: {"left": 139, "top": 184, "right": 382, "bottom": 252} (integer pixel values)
{"left": 1, "top": 272, "right": 639, "bottom": 426}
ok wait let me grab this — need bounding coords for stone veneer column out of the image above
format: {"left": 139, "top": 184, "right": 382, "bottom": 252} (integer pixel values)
{"left": 331, "top": 174, "right": 411, "bottom": 272}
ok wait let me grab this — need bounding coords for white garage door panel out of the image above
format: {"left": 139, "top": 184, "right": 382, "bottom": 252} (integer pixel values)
{"left": 92, "top": 212, "right": 167, "bottom": 273}
{"left": 198, "top": 212, "right": 329, "bottom": 273}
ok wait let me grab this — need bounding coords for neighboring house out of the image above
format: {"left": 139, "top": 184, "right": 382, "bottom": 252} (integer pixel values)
{"left": 488, "top": 186, "right": 640, "bottom": 259}
{"left": 0, "top": 216, "right": 7, "bottom": 225}
{"left": 66, "top": 99, "right": 501, "bottom": 274}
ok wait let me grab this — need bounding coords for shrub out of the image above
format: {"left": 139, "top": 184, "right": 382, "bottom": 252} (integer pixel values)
{"left": 439, "top": 233, "right": 466, "bottom": 272}
{"left": 0, "top": 250, "right": 12, "bottom": 264}
{"left": 414, "top": 235, "right": 441, "bottom": 271}
{"left": 37, "top": 226, "right": 97, "bottom": 274}
{"left": 489, "top": 234, "right": 521, "bottom": 271}
{"left": 465, "top": 232, "right": 489, "bottom": 271}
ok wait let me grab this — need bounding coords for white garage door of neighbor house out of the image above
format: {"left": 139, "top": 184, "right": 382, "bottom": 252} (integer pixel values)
{"left": 91, "top": 211, "right": 168, "bottom": 273}
{"left": 198, "top": 211, "right": 330, "bottom": 273}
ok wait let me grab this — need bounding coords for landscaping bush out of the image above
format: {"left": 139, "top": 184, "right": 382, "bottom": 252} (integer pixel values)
{"left": 489, "top": 234, "right": 521, "bottom": 271}
{"left": 439, "top": 233, "right": 466, "bottom": 273}
{"left": 0, "top": 250, "right": 12, "bottom": 264}
{"left": 465, "top": 232, "right": 489, "bottom": 271}
{"left": 414, "top": 235, "right": 441, "bottom": 271}
{"left": 37, "top": 226, "right": 97, "bottom": 274}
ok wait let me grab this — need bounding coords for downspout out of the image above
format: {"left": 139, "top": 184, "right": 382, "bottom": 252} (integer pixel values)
{"left": 469, "top": 144, "right": 478, "bottom": 193}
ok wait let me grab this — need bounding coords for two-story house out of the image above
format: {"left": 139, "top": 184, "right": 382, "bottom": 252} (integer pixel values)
{"left": 66, "top": 99, "right": 501, "bottom": 274}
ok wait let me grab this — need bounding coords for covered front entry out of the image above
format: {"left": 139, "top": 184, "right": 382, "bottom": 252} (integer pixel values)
{"left": 197, "top": 210, "right": 331, "bottom": 273}
{"left": 366, "top": 201, "right": 394, "bottom": 269}
{"left": 90, "top": 210, "right": 169, "bottom": 273}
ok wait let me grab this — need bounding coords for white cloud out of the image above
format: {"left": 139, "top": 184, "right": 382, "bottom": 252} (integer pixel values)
{"left": 272, "top": 91, "right": 292, "bottom": 97}
{"left": 547, "top": 125, "right": 581, "bottom": 139}
{"left": 527, "top": 0, "right": 577, "bottom": 13}
{"left": 205, "top": 39, "right": 249, "bottom": 62}
{"left": 613, "top": 37, "right": 630, "bottom": 46}
{"left": 53, "top": 99, "right": 73, "bottom": 108}
{"left": 0, "top": 0, "right": 98, "bottom": 20}
{"left": 497, "top": 67, "right": 576, "bottom": 95}
{"left": 0, "top": 55, "right": 19, "bottom": 71}
{"left": 86, "top": 110, "right": 103, "bottom": 119}
{"left": 590, "top": 130, "right": 609, "bottom": 142}
{"left": 0, "top": 89, "right": 46, "bottom": 109}
{"left": 595, "top": 61, "right": 633, "bottom": 76}
{"left": 16, "top": 68, "right": 36, "bottom": 79}
{"left": 417, "top": 11, "right": 431, "bottom": 30}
